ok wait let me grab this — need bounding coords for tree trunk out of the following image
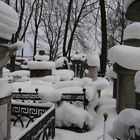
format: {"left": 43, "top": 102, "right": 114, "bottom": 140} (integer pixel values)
{"left": 62, "top": 0, "right": 73, "bottom": 57}
{"left": 99, "top": 0, "right": 107, "bottom": 76}
{"left": 33, "top": 29, "right": 38, "bottom": 60}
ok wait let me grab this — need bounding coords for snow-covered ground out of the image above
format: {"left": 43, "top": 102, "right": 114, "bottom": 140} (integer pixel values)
{"left": 10, "top": 77, "right": 117, "bottom": 140}
{"left": 50, "top": 81, "right": 117, "bottom": 140}
{"left": 43, "top": 81, "right": 116, "bottom": 140}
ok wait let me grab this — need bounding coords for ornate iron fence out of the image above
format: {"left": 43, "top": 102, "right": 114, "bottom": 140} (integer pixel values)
{"left": 11, "top": 102, "right": 55, "bottom": 140}
{"left": 12, "top": 88, "right": 41, "bottom": 103}
{"left": 57, "top": 88, "right": 89, "bottom": 132}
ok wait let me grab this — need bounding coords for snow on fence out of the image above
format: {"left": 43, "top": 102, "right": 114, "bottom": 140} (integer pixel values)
{"left": 11, "top": 101, "right": 55, "bottom": 140}
{"left": 56, "top": 88, "right": 90, "bottom": 132}
{"left": 11, "top": 88, "right": 41, "bottom": 103}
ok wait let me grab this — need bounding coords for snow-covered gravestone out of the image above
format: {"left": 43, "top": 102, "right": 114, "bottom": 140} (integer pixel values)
{"left": 87, "top": 52, "right": 100, "bottom": 81}
{"left": 71, "top": 53, "right": 87, "bottom": 78}
{"left": 108, "top": 22, "right": 140, "bottom": 113}
{"left": 0, "top": 1, "right": 18, "bottom": 139}
{"left": 0, "top": 1, "right": 19, "bottom": 77}
{"left": 0, "top": 80, "right": 13, "bottom": 140}
{"left": 123, "top": 22, "right": 140, "bottom": 47}
{"left": 28, "top": 61, "right": 56, "bottom": 77}
{"left": 125, "top": 0, "right": 140, "bottom": 22}
{"left": 106, "top": 108, "right": 140, "bottom": 140}
{"left": 34, "top": 50, "right": 50, "bottom": 61}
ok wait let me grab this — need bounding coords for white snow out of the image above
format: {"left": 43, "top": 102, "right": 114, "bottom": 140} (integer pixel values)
{"left": 34, "top": 54, "right": 49, "bottom": 61}
{"left": 123, "top": 22, "right": 140, "bottom": 41}
{"left": 71, "top": 53, "right": 87, "bottom": 61}
{"left": 107, "top": 69, "right": 117, "bottom": 79}
{"left": 39, "top": 89, "right": 62, "bottom": 102}
{"left": 0, "top": 1, "right": 18, "bottom": 40}
{"left": 53, "top": 69, "right": 74, "bottom": 81}
{"left": 54, "top": 80, "right": 84, "bottom": 89}
{"left": 0, "top": 79, "right": 13, "bottom": 98}
{"left": 10, "top": 77, "right": 117, "bottom": 140}
{"left": 87, "top": 52, "right": 100, "bottom": 68}
{"left": 27, "top": 61, "right": 56, "bottom": 69}
{"left": 13, "top": 102, "right": 55, "bottom": 140}
{"left": 40, "top": 75, "right": 60, "bottom": 83}
{"left": 108, "top": 45, "right": 140, "bottom": 70}
{"left": 11, "top": 41, "right": 25, "bottom": 50}
{"left": 7, "top": 70, "right": 30, "bottom": 77}
{"left": 106, "top": 108, "right": 140, "bottom": 140}
{"left": 124, "top": 0, "right": 135, "bottom": 11}
{"left": 56, "top": 101, "right": 95, "bottom": 129}
{"left": 55, "top": 57, "right": 70, "bottom": 69}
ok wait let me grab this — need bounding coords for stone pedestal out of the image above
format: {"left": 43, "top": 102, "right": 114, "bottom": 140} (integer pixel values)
{"left": 114, "top": 64, "right": 136, "bottom": 113}
{"left": 88, "top": 66, "right": 98, "bottom": 81}
{"left": 0, "top": 95, "right": 11, "bottom": 140}
{"left": 30, "top": 69, "right": 52, "bottom": 77}
{"left": 135, "top": 92, "right": 140, "bottom": 110}
{"left": 125, "top": 1, "right": 140, "bottom": 22}
{"left": 0, "top": 38, "right": 9, "bottom": 77}
{"left": 113, "top": 78, "right": 117, "bottom": 99}
{"left": 124, "top": 39, "right": 140, "bottom": 47}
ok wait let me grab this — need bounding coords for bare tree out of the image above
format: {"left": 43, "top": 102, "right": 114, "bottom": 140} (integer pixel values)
{"left": 66, "top": 0, "right": 98, "bottom": 60}
{"left": 31, "top": 0, "right": 44, "bottom": 60}
{"left": 9, "top": 0, "right": 36, "bottom": 71}
{"left": 38, "top": 0, "right": 66, "bottom": 60}
{"left": 62, "top": 0, "right": 73, "bottom": 57}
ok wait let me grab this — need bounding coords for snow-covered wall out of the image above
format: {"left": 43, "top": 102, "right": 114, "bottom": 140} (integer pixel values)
{"left": 0, "top": 1, "right": 18, "bottom": 40}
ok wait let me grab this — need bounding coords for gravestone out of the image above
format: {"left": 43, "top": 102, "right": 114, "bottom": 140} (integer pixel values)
{"left": 114, "top": 1, "right": 140, "bottom": 113}
{"left": 125, "top": 1, "right": 140, "bottom": 22}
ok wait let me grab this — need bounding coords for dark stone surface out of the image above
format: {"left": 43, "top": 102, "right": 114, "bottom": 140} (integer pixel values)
{"left": 114, "top": 64, "right": 136, "bottom": 113}
{"left": 124, "top": 39, "right": 140, "bottom": 47}
{"left": 30, "top": 69, "right": 52, "bottom": 77}
{"left": 125, "top": 1, "right": 140, "bottom": 21}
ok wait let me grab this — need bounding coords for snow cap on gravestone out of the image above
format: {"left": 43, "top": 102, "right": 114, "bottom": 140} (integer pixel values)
{"left": 87, "top": 52, "right": 100, "bottom": 68}
{"left": 123, "top": 22, "right": 140, "bottom": 41}
{"left": 0, "top": 1, "right": 18, "bottom": 40}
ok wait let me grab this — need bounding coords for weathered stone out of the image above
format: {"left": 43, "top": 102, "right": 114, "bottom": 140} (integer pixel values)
{"left": 124, "top": 39, "right": 140, "bottom": 47}
{"left": 30, "top": 69, "right": 52, "bottom": 77}
{"left": 0, "top": 95, "right": 11, "bottom": 140}
{"left": 88, "top": 66, "right": 98, "bottom": 81}
{"left": 114, "top": 64, "right": 136, "bottom": 113}
{"left": 125, "top": 1, "right": 140, "bottom": 21}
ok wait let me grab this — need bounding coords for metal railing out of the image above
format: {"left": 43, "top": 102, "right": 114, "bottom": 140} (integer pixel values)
{"left": 11, "top": 101, "right": 55, "bottom": 140}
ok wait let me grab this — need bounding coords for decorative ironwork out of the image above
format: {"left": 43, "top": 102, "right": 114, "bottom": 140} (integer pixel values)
{"left": 57, "top": 88, "right": 89, "bottom": 132}
{"left": 11, "top": 88, "right": 41, "bottom": 103}
{"left": 11, "top": 103, "right": 55, "bottom": 140}
{"left": 58, "top": 88, "right": 88, "bottom": 109}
